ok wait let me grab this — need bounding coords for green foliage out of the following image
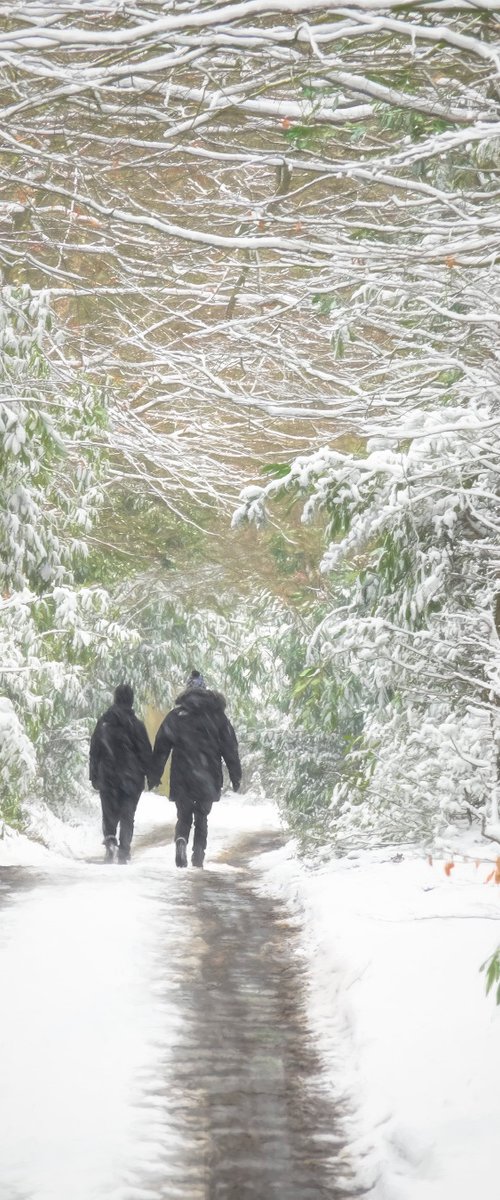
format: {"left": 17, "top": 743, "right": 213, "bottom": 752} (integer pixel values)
{"left": 283, "top": 124, "right": 332, "bottom": 151}
{"left": 1, "top": 794, "right": 23, "bottom": 829}
{"left": 480, "top": 948, "right": 500, "bottom": 1005}
{"left": 373, "top": 102, "right": 451, "bottom": 141}
{"left": 261, "top": 462, "right": 292, "bottom": 479}
{"left": 437, "top": 368, "right": 464, "bottom": 387}
{"left": 292, "top": 665, "right": 322, "bottom": 699}
{"left": 312, "top": 294, "right": 338, "bottom": 316}
{"left": 77, "top": 488, "right": 207, "bottom": 587}
{"left": 300, "top": 83, "right": 334, "bottom": 101}
{"left": 268, "top": 533, "right": 307, "bottom": 577}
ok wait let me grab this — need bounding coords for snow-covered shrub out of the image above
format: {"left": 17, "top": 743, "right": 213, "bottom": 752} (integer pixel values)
{"left": 236, "top": 402, "right": 500, "bottom": 847}
{"left": 0, "top": 286, "right": 136, "bottom": 824}
{"left": 0, "top": 697, "right": 36, "bottom": 826}
{"left": 0, "top": 286, "right": 105, "bottom": 592}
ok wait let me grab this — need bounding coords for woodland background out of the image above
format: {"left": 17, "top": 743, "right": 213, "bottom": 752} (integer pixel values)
{"left": 1, "top": 0, "right": 500, "bottom": 853}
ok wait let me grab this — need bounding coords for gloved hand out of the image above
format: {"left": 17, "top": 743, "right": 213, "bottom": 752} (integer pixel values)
{"left": 232, "top": 782, "right": 240, "bottom": 793}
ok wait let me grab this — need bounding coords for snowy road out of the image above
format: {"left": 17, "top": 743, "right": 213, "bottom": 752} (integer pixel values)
{"left": 0, "top": 805, "right": 358, "bottom": 1200}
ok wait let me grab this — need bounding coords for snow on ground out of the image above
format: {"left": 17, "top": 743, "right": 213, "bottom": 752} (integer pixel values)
{"left": 0, "top": 787, "right": 280, "bottom": 868}
{"left": 256, "top": 837, "right": 500, "bottom": 1200}
{"left": 0, "top": 862, "right": 167, "bottom": 1200}
{"left": 0, "top": 788, "right": 280, "bottom": 1200}
{"left": 2, "top": 789, "right": 499, "bottom": 1200}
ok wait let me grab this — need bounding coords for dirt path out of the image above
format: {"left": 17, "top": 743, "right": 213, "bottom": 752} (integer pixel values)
{"left": 164, "top": 832, "right": 358, "bottom": 1199}
{"left": 0, "top": 828, "right": 360, "bottom": 1200}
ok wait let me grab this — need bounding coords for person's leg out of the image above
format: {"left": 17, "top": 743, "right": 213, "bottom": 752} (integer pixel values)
{"left": 192, "top": 797, "right": 214, "bottom": 868}
{"left": 117, "top": 788, "right": 140, "bottom": 863}
{"left": 100, "top": 785, "right": 120, "bottom": 861}
{"left": 174, "top": 799, "right": 192, "bottom": 868}
{"left": 175, "top": 799, "right": 193, "bottom": 843}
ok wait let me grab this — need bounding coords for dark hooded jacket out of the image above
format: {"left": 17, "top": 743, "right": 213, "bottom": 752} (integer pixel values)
{"left": 149, "top": 688, "right": 241, "bottom": 804}
{"left": 89, "top": 701, "right": 152, "bottom": 794}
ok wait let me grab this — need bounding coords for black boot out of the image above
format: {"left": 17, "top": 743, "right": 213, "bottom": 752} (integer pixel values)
{"left": 104, "top": 837, "right": 117, "bottom": 863}
{"left": 175, "top": 837, "right": 188, "bottom": 868}
{"left": 117, "top": 846, "right": 130, "bottom": 864}
{"left": 191, "top": 844, "right": 205, "bottom": 869}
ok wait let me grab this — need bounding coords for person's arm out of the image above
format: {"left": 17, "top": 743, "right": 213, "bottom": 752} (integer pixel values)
{"left": 89, "top": 721, "right": 102, "bottom": 789}
{"left": 148, "top": 713, "right": 175, "bottom": 789}
{"left": 220, "top": 716, "right": 242, "bottom": 791}
{"left": 133, "top": 717, "right": 153, "bottom": 780}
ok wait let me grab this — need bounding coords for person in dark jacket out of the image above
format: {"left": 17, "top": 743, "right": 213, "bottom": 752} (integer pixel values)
{"left": 89, "top": 683, "right": 152, "bottom": 864}
{"left": 148, "top": 670, "right": 241, "bottom": 869}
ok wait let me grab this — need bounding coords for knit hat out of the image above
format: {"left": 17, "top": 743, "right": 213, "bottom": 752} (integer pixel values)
{"left": 114, "top": 683, "right": 134, "bottom": 707}
{"left": 186, "top": 670, "right": 206, "bottom": 690}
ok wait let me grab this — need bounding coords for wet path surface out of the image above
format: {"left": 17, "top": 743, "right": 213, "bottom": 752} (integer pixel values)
{"left": 0, "top": 827, "right": 360, "bottom": 1200}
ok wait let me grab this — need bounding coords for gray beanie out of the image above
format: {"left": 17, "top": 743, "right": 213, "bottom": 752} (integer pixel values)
{"left": 186, "top": 670, "right": 206, "bottom": 691}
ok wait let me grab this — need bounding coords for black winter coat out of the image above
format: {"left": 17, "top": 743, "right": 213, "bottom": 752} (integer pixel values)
{"left": 89, "top": 701, "right": 152, "bottom": 794}
{"left": 149, "top": 688, "right": 241, "bottom": 805}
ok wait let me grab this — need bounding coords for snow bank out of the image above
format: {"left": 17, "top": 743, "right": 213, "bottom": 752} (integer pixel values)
{"left": 0, "top": 796, "right": 102, "bottom": 866}
{"left": 0, "top": 787, "right": 280, "bottom": 867}
{"left": 256, "top": 840, "right": 500, "bottom": 1200}
{"left": 0, "top": 835, "right": 181, "bottom": 1200}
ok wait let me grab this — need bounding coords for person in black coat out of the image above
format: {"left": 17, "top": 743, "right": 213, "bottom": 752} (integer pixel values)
{"left": 89, "top": 683, "right": 152, "bottom": 863}
{"left": 148, "top": 670, "right": 241, "bottom": 869}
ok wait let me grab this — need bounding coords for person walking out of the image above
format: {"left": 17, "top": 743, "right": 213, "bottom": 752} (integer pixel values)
{"left": 148, "top": 670, "right": 241, "bottom": 869}
{"left": 89, "top": 683, "right": 152, "bottom": 863}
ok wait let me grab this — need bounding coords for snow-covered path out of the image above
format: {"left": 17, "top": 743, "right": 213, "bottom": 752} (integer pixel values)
{"left": 0, "top": 803, "right": 358, "bottom": 1200}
